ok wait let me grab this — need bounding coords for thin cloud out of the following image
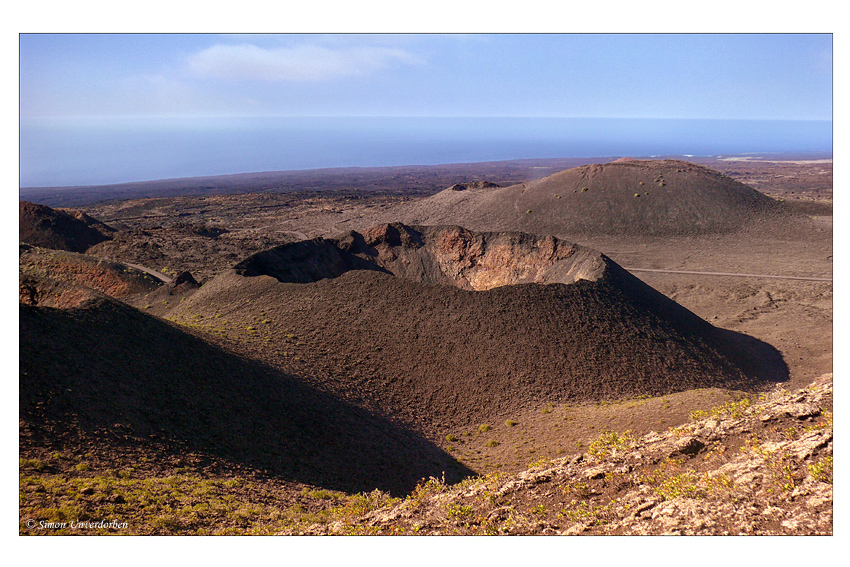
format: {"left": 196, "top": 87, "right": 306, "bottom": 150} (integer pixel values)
{"left": 187, "top": 43, "right": 421, "bottom": 82}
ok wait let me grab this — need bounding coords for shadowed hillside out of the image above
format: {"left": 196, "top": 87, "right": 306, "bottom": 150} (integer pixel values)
{"left": 19, "top": 297, "right": 472, "bottom": 495}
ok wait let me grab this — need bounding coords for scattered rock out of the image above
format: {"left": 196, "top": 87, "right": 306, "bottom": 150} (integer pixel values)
{"left": 669, "top": 436, "right": 705, "bottom": 458}
{"left": 290, "top": 375, "right": 832, "bottom": 535}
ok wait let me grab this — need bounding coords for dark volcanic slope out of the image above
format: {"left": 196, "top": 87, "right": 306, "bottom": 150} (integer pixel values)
{"left": 171, "top": 224, "right": 786, "bottom": 433}
{"left": 20, "top": 201, "right": 115, "bottom": 252}
{"left": 19, "top": 297, "right": 471, "bottom": 495}
{"left": 400, "top": 159, "right": 786, "bottom": 236}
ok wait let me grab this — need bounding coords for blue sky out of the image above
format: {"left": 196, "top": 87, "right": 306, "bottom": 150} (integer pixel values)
{"left": 19, "top": 33, "right": 832, "bottom": 121}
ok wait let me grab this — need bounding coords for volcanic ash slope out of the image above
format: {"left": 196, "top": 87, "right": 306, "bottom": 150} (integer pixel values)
{"left": 400, "top": 159, "right": 785, "bottom": 236}
{"left": 171, "top": 224, "right": 787, "bottom": 431}
{"left": 19, "top": 295, "right": 472, "bottom": 495}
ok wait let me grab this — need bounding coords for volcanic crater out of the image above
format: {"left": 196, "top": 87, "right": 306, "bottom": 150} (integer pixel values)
{"left": 172, "top": 223, "right": 787, "bottom": 433}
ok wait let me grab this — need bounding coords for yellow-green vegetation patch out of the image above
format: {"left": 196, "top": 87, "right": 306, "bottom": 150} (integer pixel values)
{"left": 559, "top": 499, "right": 618, "bottom": 526}
{"left": 738, "top": 435, "right": 807, "bottom": 493}
{"left": 19, "top": 469, "right": 356, "bottom": 535}
{"left": 20, "top": 458, "right": 48, "bottom": 472}
{"left": 639, "top": 458, "right": 734, "bottom": 500}
{"left": 587, "top": 430, "right": 636, "bottom": 461}
{"left": 808, "top": 456, "right": 833, "bottom": 484}
{"left": 302, "top": 488, "right": 345, "bottom": 501}
{"left": 690, "top": 397, "right": 751, "bottom": 421}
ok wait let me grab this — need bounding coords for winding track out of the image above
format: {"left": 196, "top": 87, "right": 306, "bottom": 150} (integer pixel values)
{"left": 623, "top": 267, "right": 832, "bottom": 283}
{"left": 124, "top": 263, "right": 173, "bottom": 284}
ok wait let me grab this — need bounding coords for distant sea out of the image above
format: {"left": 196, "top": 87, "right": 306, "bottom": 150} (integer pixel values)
{"left": 19, "top": 116, "right": 833, "bottom": 188}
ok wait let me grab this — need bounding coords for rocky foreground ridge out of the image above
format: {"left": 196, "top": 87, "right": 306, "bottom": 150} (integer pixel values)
{"left": 283, "top": 374, "right": 832, "bottom": 535}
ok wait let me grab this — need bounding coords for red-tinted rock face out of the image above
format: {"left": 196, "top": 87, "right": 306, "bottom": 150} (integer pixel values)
{"left": 236, "top": 223, "right": 607, "bottom": 290}
{"left": 19, "top": 245, "right": 162, "bottom": 306}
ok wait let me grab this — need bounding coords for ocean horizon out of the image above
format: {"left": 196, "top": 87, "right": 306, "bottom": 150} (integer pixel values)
{"left": 19, "top": 116, "right": 833, "bottom": 188}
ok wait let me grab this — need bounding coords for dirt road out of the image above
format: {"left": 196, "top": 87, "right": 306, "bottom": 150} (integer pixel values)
{"left": 125, "top": 263, "right": 173, "bottom": 283}
{"left": 623, "top": 267, "right": 832, "bottom": 282}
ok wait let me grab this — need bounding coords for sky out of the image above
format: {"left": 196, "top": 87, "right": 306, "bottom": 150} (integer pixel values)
{"left": 19, "top": 33, "right": 833, "bottom": 121}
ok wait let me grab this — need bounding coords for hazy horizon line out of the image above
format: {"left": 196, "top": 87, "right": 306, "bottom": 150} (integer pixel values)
{"left": 20, "top": 115, "right": 833, "bottom": 122}
{"left": 20, "top": 151, "right": 834, "bottom": 191}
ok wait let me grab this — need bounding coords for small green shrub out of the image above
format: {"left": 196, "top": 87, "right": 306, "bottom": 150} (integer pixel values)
{"left": 808, "top": 456, "right": 833, "bottom": 483}
{"left": 478, "top": 424, "right": 491, "bottom": 433}
{"left": 690, "top": 398, "right": 751, "bottom": 421}
{"left": 20, "top": 458, "right": 47, "bottom": 471}
{"left": 303, "top": 488, "right": 343, "bottom": 500}
{"left": 445, "top": 434, "right": 459, "bottom": 443}
{"left": 505, "top": 419, "right": 518, "bottom": 427}
{"left": 446, "top": 503, "right": 473, "bottom": 520}
{"left": 587, "top": 430, "right": 636, "bottom": 461}
{"left": 638, "top": 456, "right": 732, "bottom": 501}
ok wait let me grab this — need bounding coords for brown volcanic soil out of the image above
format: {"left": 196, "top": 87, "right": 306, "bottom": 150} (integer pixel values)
{"left": 19, "top": 244, "right": 163, "bottom": 306}
{"left": 85, "top": 223, "right": 287, "bottom": 284}
{"left": 19, "top": 296, "right": 471, "bottom": 496}
{"left": 163, "top": 224, "right": 787, "bottom": 437}
{"left": 397, "top": 159, "right": 790, "bottom": 237}
{"left": 20, "top": 201, "right": 115, "bottom": 253}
